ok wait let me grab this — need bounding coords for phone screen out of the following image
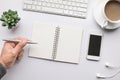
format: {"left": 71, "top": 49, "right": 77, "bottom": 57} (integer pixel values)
{"left": 88, "top": 34, "right": 102, "bottom": 56}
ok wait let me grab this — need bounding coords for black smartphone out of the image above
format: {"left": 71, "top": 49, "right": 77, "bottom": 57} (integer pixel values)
{"left": 87, "top": 32, "right": 102, "bottom": 61}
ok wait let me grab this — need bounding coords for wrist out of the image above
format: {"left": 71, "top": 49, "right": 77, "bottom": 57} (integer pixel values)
{"left": 0, "top": 58, "right": 7, "bottom": 69}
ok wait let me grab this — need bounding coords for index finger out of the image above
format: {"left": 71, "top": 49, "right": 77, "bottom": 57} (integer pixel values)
{"left": 14, "top": 37, "right": 29, "bottom": 53}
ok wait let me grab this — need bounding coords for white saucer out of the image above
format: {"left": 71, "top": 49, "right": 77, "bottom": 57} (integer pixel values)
{"left": 93, "top": 1, "right": 120, "bottom": 30}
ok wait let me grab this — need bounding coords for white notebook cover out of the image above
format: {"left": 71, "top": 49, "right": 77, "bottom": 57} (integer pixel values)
{"left": 29, "top": 23, "right": 83, "bottom": 64}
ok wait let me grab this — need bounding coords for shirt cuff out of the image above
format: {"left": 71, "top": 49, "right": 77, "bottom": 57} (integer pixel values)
{"left": 0, "top": 63, "right": 6, "bottom": 79}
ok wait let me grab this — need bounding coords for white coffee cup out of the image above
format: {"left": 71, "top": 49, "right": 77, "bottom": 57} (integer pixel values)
{"left": 102, "top": 0, "right": 120, "bottom": 29}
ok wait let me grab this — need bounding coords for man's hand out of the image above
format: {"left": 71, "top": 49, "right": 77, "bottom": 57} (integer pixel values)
{"left": 0, "top": 37, "right": 28, "bottom": 69}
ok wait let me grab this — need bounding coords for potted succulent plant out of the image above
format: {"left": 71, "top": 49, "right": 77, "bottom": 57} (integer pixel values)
{"left": 0, "top": 9, "right": 21, "bottom": 29}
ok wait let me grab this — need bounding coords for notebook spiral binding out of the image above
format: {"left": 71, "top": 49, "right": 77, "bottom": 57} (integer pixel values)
{"left": 52, "top": 27, "right": 60, "bottom": 60}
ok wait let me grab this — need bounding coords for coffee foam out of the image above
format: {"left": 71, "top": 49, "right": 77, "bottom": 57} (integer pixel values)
{"left": 105, "top": 0, "right": 120, "bottom": 21}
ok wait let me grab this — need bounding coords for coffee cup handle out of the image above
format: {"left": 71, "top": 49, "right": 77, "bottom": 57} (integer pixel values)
{"left": 102, "top": 20, "right": 108, "bottom": 29}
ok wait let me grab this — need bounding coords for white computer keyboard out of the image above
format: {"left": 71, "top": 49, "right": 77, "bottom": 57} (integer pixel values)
{"left": 23, "top": 0, "right": 88, "bottom": 18}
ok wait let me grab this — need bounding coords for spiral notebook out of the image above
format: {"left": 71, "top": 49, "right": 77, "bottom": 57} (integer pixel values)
{"left": 29, "top": 23, "right": 83, "bottom": 64}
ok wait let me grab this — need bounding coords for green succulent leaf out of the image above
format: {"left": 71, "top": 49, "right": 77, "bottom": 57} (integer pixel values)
{"left": 2, "top": 22, "right": 7, "bottom": 26}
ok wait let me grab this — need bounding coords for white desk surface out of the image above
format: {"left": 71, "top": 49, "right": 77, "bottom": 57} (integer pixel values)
{"left": 0, "top": 0, "right": 120, "bottom": 80}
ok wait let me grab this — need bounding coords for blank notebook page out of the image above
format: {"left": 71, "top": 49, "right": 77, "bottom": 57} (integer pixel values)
{"left": 29, "top": 23, "right": 55, "bottom": 59}
{"left": 55, "top": 27, "right": 82, "bottom": 63}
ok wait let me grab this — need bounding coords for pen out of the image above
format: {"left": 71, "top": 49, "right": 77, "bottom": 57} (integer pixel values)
{"left": 2, "top": 39, "right": 38, "bottom": 44}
